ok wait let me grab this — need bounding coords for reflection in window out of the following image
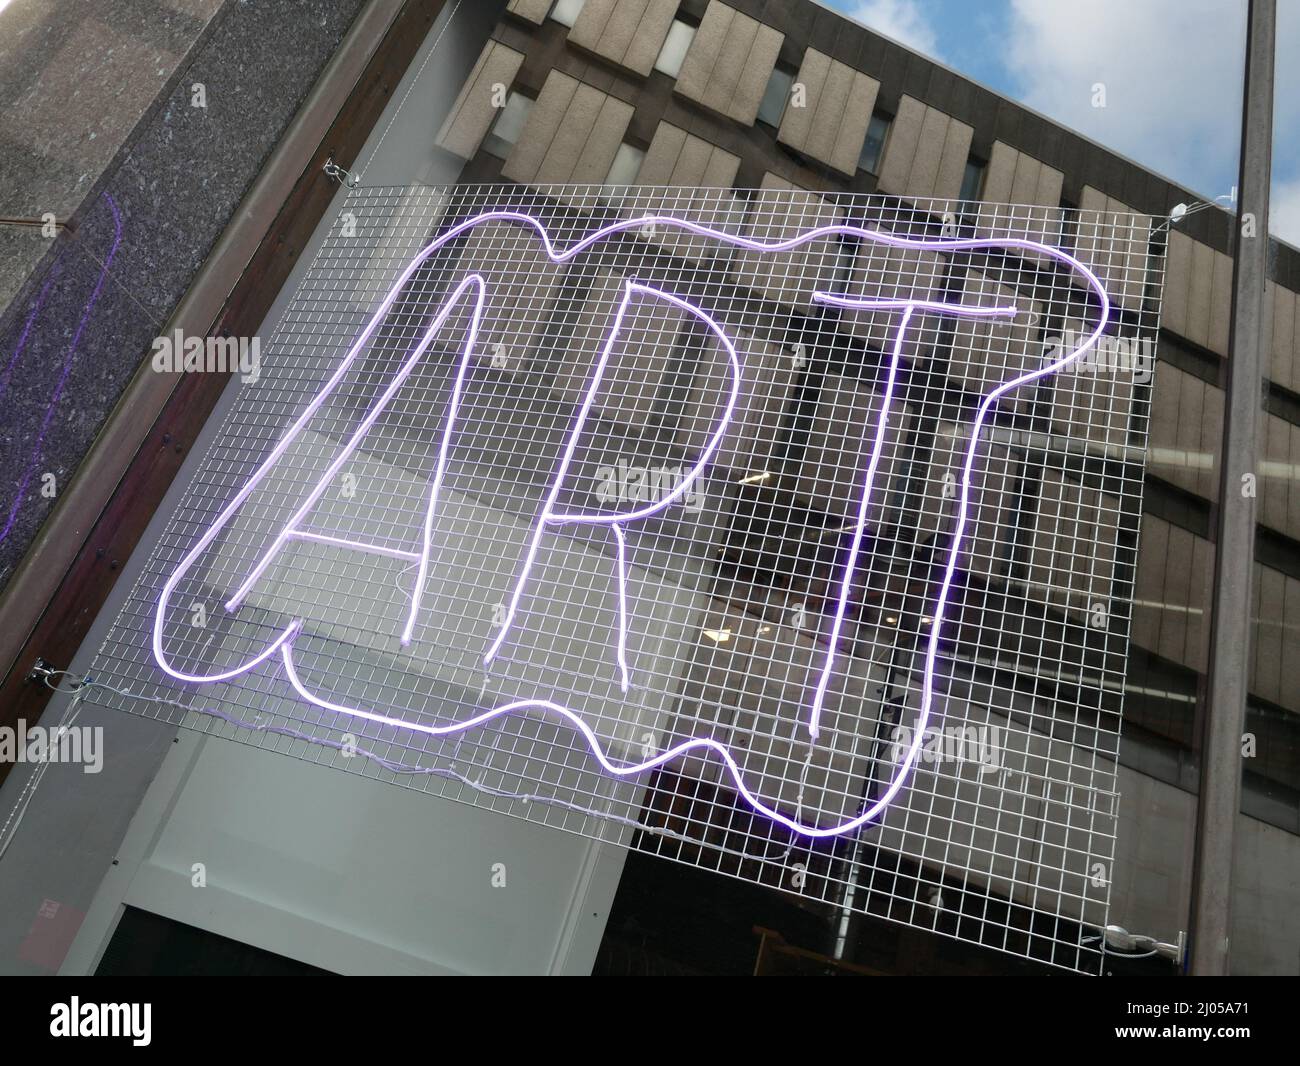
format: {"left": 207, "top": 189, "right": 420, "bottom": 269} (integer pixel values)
{"left": 654, "top": 18, "right": 697, "bottom": 77}
{"left": 858, "top": 112, "right": 892, "bottom": 174}
{"left": 604, "top": 142, "right": 646, "bottom": 186}
{"left": 549, "top": 0, "right": 586, "bottom": 26}
{"left": 1058, "top": 198, "right": 1079, "bottom": 253}
{"left": 756, "top": 64, "right": 796, "bottom": 128}
{"left": 960, "top": 157, "right": 986, "bottom": 202}
{"left": 482, "top": 92, "right": 533, "bottom": 159}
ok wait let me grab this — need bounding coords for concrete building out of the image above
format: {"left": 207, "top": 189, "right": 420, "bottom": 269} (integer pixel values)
{"left": 429, "top": 0, "right": 1300, "bottom": 973}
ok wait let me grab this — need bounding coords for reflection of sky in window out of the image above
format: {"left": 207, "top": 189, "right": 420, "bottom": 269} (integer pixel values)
{"left": 757, "top": 66, "right": 795, "bottom": 128}
{"left": 604, "top": 143, "right": 646, "bottom": 186}
{"left": 482, "top": 94, "right": 532, "bottom": 160}
{"left": 547, "top": 0, "right": 586, "bottom": 29}
{"left": 654, "top": 19, "right": 697, "bottom": 78}
{"left": 825, "top": 0, "right": 1300, "bottom": 246}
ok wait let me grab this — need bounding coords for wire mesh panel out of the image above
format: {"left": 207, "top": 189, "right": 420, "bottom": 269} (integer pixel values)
{"left": 85, "top": 183, "right": 1165, "bottom": 973}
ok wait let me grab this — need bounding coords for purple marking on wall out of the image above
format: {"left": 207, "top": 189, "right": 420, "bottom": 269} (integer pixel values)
{"left": 151, "top": 208, "right": 1111, "bottom": 837}
{"left": 0, "top": 265, "right": 61, "bottom": 409}
{"left": 1, "top": 194, "right": 123, "bottom": 546}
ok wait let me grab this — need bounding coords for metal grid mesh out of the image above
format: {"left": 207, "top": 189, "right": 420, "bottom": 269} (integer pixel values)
{"left": 85, "top": 183, "right": 1165, "bottom": 973}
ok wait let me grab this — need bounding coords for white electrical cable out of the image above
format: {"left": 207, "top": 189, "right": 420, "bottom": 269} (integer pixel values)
{"left": 0, "top": 682, "right": 86, "bottom": 863}
{"left": 1082, "top": 927, "right": 1180, "bottom": 962}
{"left": 0, "top": 669, "right": 687, "bottom": 868}
{"left": 352, "top": 0, "right": 466, "bottom": 183}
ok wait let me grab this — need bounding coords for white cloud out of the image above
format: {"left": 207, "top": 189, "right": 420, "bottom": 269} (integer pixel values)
{"left": 839, "top": 0, "right": 1300, "bottom": 246}
{"left": 1272, "top": 178, "right": 1300, "bottom": 249}
{"left": 1005, "top": 0, "right": 1246, "bottom": 196}
{"left": 1003, "top": 0, "right": 1300, "bottom": 245}
{"left": 846, "top": 0, "right": 942, "bottom": 60}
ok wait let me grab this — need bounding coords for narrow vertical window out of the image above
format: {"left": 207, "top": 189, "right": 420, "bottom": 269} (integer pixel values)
{"left": 960, "top": 158, "right": 987, "bottom": 202}
{"left": 757, "top": 63, "right": 797, "bottom": 128}
{"left": 858, "top": 112, "right": 892, "bottom": 174}
{"left": 549, "top": 0, "right": 586, "bottom": 27}
{"left": 604, "top": 142, "right": 646, "bottom": 186}
{"left": 654, "top": 17, "right": 698, "bottom": 77}
{"left": 482, "top": 92, "right": 533, "bottom": 159}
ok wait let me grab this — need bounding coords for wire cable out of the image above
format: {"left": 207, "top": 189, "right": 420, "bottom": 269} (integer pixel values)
{"left": 0, "top": 669, "right": 688, "bottom": 869}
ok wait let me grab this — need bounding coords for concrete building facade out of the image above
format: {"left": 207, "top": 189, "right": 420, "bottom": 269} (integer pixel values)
{"left": 431, "top": 0, "right": 1300, "bottom": 973}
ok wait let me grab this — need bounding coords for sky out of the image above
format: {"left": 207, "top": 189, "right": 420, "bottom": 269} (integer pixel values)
{"left": 827, "top": 0, "right": 1300, "bottom": 247}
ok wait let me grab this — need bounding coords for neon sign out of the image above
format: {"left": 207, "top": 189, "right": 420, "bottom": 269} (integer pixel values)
{"left": 153, "top": 209, "right": 1110, "bottom": 838}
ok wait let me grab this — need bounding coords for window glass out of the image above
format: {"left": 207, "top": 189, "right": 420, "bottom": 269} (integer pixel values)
{"left": 482, "top": 93, "right": 533, "bottom": 159}
{"left": 549, "top": 0, "right": 586, "bottom": 27}
{"left": 654, "top": 19, "right": 696, "bottom": 77}
{"left": 959, "top": 158, "right": 986, "bottom": 202}
{"left": 1058, "top": 199, "right": 1079, "bottom": 252}
{"left": 604, "top": 142, "right": 646, "bottom": 186}
{"left": 757, "top": 65, "right": 796, "bottom": 128}
{"left": 858, "top": 112, "right": 891, "bottom": 173}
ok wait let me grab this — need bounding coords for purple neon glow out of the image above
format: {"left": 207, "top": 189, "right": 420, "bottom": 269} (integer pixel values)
{"left": 401, "top": 274, "right": 490, "bottom": 645}
{"left": 1, "top": 194, "right": 121, "bottom": 546}
{"left": 288, "top": 530, "right": 421, "bottom": 562}
{"left": 610, "top": 524, "right": 630, "bottom": 693}
{"left": 0, "top": 266, "right": 60, "bottom": 408}
{"left": 152, "top": 208, "right": 1111, "bottom": 836}
{"left": 223, "top": 273, "right": 487, "bottom": 615}
{"left": 278, "top": 640, "right": 873, "bottom": 839}
{"left": 800, "top": 297, "right": 1025, "bottom": 739}
{"left": 481, "top": 280, "right": 742, "bottom": 665}
{"left": 805, "top": 304, "right": 916, "bottom": 741}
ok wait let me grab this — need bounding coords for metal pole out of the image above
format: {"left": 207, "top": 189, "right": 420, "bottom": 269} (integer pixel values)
{"left": 1188, "top": 0, "right": 1275, "bottom": 976}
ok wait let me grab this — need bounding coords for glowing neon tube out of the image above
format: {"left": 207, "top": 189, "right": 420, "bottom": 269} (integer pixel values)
{"left": 152, "top": 208, "right": 1111, "bottom": 836}
{"left": 223, "top": 274, "right": 487, "bottom": 614}
{"left": 482, "top": 280, "right": 742, "bottom": 664}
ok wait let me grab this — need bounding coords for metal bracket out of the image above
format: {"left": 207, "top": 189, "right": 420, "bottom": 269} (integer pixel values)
{"left": 322, "top": 155, "right": 359, "bottom": 189}
{"left": 25, "top": 657, "right": 59, "bottom": 686}
{"left": 1153, "top": 190, "right": 1238, "bottom": 235}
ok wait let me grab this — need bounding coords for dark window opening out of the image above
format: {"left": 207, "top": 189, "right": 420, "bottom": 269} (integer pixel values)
{"left": 959, "top": 157, "right": 986, "bottom": 203}
{"left": 757, "top": 61, "right": 799, "bottom": 128}
{"left": 858, "top": 111, "right": 892, "bottom": 174}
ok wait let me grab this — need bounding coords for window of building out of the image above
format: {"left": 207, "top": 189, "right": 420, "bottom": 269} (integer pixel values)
{"left": 604, "top": 142, "right": 646, "bottom": 186}
{"left": 1058, "top": 197, "right": 1079, "bottom": 253}
{"left": 756, "top": 62, "right": 798, "bottom": 128}
{"left": 481, "top": 92, "right": 533, "bottom": 159}
{"left": 548, "top": 0, "right": 586, "bottom": 27}
{"left": 857, "top": 111, "right": 892, "bottom": 174}
{"left": 959, "top": 157, "right": 986, "bottom": 202}
{"left": 654, "top": 16, "right": 697, "bottom": 77}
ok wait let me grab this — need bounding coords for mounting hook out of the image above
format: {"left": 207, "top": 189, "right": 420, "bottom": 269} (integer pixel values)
{"left": 25, "top": 657, "right": 60, "bottom": 686}
{"left": 1154, "top": 189, "right": 1237, "bottom": 235}
{"left": 322, "top": 155, "right": 359, "bottom": 189}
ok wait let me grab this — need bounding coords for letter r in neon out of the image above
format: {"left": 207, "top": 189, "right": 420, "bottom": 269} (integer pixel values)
{"left": 482, "top": 280, "right": 742, "bottom": 691}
